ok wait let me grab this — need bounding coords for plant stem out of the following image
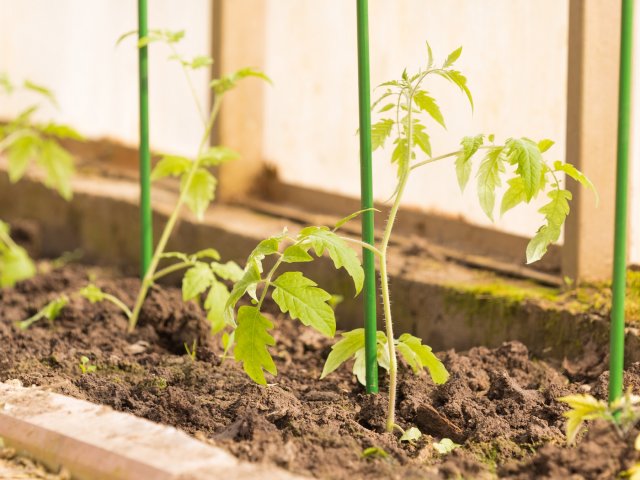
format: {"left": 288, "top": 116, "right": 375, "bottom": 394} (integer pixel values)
{"left": 381, "top": 90, "right": 412, "bottom": 432}
{"left": 152, "top": 260, "right": 194, "bottom": 282}
{"left": 128, "top": 96, "right": 222, "bottom": 332}
{"left": 102, "top": 293, "right": 134, "bottom": 319}
{"left": 0, "top": 226, "right": 19, "bottom": 250}
{"left": 339, "top": 236, "right": 383, "bottom": 257}
{"left": 257, "top": 254, "right": 284, "bottom": 309}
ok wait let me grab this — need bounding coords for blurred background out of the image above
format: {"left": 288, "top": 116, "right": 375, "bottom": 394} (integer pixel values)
{"left": 0, "top": 0, "right": 638, "bottom": 282}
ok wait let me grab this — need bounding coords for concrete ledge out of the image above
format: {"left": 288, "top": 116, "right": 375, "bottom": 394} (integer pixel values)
{"left": 0, "top": 382, "right": 303, "bottom": 480}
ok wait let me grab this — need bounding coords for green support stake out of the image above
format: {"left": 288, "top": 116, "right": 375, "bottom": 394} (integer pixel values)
{"left": 356, "top": 0, "right": 378, "bottom": 394}
{"left": 138, "top": 0, "right": 153, "bottom": 277}
{"left": 609, "top": 0, "right": 634, "bottom": 404}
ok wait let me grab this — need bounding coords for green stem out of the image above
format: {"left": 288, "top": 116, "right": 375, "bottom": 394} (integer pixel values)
{"left": 169, "top": 44, "right": 207, "bottom": 126}
{"left": 381, "top": 92, "right": 412, "bottom": 433}
{"left": 102, "top": 293, "right": 134, "bottom": 319}
{"left": 0, "top": 226, "right": 19, "bottom": 250}
{"left": 128, "top": 96, "right": 222, "bottom": 332}
{"left": 409, "top": 145, "right": 493, "bottom": 171}
{"left": 339, "top": 236, "right": 383, "bottom": 257}
{"left": 257, "top": 254, "right": 284, "bottom": 309}
{"left": 152, "top": 260, "right": 194, "bottom": 282}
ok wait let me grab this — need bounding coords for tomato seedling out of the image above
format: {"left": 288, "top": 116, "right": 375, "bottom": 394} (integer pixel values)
{"left": 0, "top": 75, "right": 81, "bottom": 286}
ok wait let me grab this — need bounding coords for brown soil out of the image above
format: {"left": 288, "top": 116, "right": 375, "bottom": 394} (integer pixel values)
{"left": 0, "top": 266, "right": 638, "bottom": 479}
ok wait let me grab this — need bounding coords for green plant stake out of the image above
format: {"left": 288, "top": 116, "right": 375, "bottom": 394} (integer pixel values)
{"left": 356, "top": 0, "right": 378, "bottom": 394}
{"left": 138, "top": 0, "right": 153, "bottom": 276}
{"left": 609, "top": 0, "right": 634, "bottom": 405}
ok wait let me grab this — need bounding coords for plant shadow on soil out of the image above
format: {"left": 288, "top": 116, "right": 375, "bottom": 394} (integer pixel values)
{"left": 1, "top": 266, "right": 639, "bottom": 479}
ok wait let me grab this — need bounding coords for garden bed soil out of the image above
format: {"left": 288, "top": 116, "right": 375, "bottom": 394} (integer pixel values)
{"left": 0, "top": 266, "right": 638, "bottom": 479}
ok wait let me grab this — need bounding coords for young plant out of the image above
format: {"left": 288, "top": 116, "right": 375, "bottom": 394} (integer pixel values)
{"left": 79, "top": 356, "right": 97, "bottom": 374}
{"left": 116, "top": 29, "right": 270, "bottom": 332}
{"left": 225, "top": 43, "right": 595, "bottom": 435}
{"left": 0, "top": 75, "right": 80, "bottom": 286}
{"left": 223, "top": 226, "right": 364, "bottom": 384}
{"left": 184, "top": 340, "right": 198, "bottom": 361}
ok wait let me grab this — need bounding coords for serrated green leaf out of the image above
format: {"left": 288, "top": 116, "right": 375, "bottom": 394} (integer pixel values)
{"left": 7, "top": 134, "right": 38, "bottom": 182}
{"left": 18, "top": 295, "right": 68, "bottom": 329}
{"left": 412, "top": 123, "right": 431, "bottom": 156}
{"left": 391, "top": 137, "right": 410, "bottom": 177}
{"left": 400, "top": 427, "right": 423, "bottom": 443}
{"left": 433, "top": 438, "right": 460, "bottom": 454}
{"left": 0, "top": 244, "right": 36, "bottom": 287}
{"left": 194, "top": 248, "right": 221, "bottom": 261}
{"left": 151, "top": 155, "right": 192, "bottom": 181}
{"left": 526, "top": 189, "right": 572, "bottom": 264}
{"left": 211, "top": 67, "right": 271, "bottom": 95}
{"left": 443, "top": 47, "right": 462, "bottom": 68}
{"left": 271, "top": 271, "right": 335, "bottom": 337}
{"left": 37, "top": 140, "right": 74, "bottom": 200}
{"left": 247, "top": 233, "right": 286, "bottom": 272}
{"left": 225, "top": 259, "right": 262, "bottom": 324}
{"left": 298, "top": 226, "right": 363, "bottom": 295}
{"left": 182, "top": 262, "right": 215, "bottom": 301}
{"left": 553, "top": 161, "right": 598, "bottom": 205}
{"left": 200, "top": 146, "right": 240, "bottom": 166}
{"left": 500, "top": 177, "right": 527, "bottom": 216}
{"left": 182, "top": 168, "right": 216, "bottom": 220}
{"left": 79, "top": 284, "right": 106, "bottom": 303}
{"left": 371, "top": 119, "right": 394, "bottom": 151}
{"left": 321, "top": 328, "right": 365, "bottom": 379}
{"left": 281, "top": 245, "right": 313, "bottom": 263}
{"left": 414, "top": 91, "right": 446, "bottom": 128}
{"left": 205, "top": 280, "right": 230, "bottom": 334}
{"left": 396, "top": 333, "right": 449, "bottom": 384}
{"left": 426, "top": 42, "right": 434, "bottom": 68}
{"left": 40, "top": 123, "right": 84, "bottom": 140}
{"left": 505, "top": 138, "right": 543, "bottom": 201}
{"left": 187, "top": 55, "right": 214, "bottom": 69}
{"left": 208, "top": 261, "right": 242, "bottom": 282}
{"left": 455, "top": 134, "right": 484, "bottom": 191}
{"left": 234, "top": 306, "right": 276, "bottom": 385}
{"left": 538, "top": 139, "right": 555, "bottom": 153}
{"left": 378, "top": 103, "right": 395, "bottom": 113}
{"left": 333, "top": 207, "right": 380, "bottom": 231}
{"left": 23, "top": 80, "right": 57, "bottom": 106}
{"left": 476, "top": 146, "right": 505, "bottom": 220}
{"left": 436, "top": 70, "right": 473, "bottom": 109}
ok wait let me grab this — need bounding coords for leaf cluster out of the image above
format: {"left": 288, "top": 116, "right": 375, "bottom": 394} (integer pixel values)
{"left": 1, "top": 74, "right": 81, "bottom": 200}
{"left": 321, "top": 328, "right": 448, "bottom": 386}
{"left": 224, "top": 226, "right": 364, "bottom": 384}
{"left": 0, "top": 220, "right": 35, "bottom": 287}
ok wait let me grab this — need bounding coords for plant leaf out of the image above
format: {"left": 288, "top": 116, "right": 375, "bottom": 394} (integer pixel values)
{"left": 23, "top": 80, "right": 57, "bottom": 106}
{"left": 526, "top": 189, "right": 572, "bottom": 264}
{"left": 7, "top": 134, "right": 38, "bottom": 182}
{"left": 210, "top": 261, "right": 244, "bottom": 281}
{"left": 79, "top": 284, "right": 107, "bottom": 303}
{"left": 36, "top": 140, "right": 74, "bottom": 200}
{"left": 200, "top": 146, "right": 240, "bottom": 166}
{"left": 211, "top": 67, "right": 271, "bottom": 95}
{"left": 505, "top": 138, "right": 543, "bottom": 201}
{"left": 182, "top": 262, "right": 215, "bottom": 301}
{"left": 40, "top": 123, "right": 84, "bottom": 140}
{"left": 321, "top": 328, "right": 365, "bottom": 379}
{"left": 333, "top": 208, "right": 380, "bottom": 231}
{"left": 194, "top": 248, "right": 221, "bottom": 261}
{"left": 436, "top": 70, "right": 473, "bottom": 109}
{"left": 433, "top": 438, "right": 460, "bottom": 454}
{"left": 414, "top": 91, "right": 446, "bottom": 128}
{"left": 0, "top": 244, "right": 36, "bottom": 287}
{"left": 225, "top": 259, "right": 262, "bottom": 324}
{"left": 181, "top": 168, "right": 216, "bottom": 220}
{"left": 455, "top": 134, "right": 484, "bottom": 191}
{"left": 205, "top": 280, "right": 230, "bottom": 334}
{"left": 271, "top": 271, "right": 336, "bottom": 337}
{"left": 400, "top": 427, "right": 423, "bottom": 443}
{"left": 443, "top": 46, "right": 462, "bottom": 68}
{"left": 371, "top": 119, "right": 394, "bottom": 151}
{"left": 233, "top": 306, "right": 276, "bottom": 385}
{"left": 298, "top": 226, "right": 363, "bottom": 295}
{"left": 151, "top": 155, "right": 191, "bottom": 181}
{"left": 281, "top": 245, "right": 313, "bottom": 263}
{"left": 396, "top": 333, "right": 449, "bottom": 384}
{"left": 538, "top": 139, "right": 555, "bottom": 153}
{"left": 553, "top": 161, "right": 598, "bottom": 205}
{"left": 500, "top": 177, "right": 527, "bottom": 216}
{"left": 476, "top": 146, "right": 505, "bottom": 220}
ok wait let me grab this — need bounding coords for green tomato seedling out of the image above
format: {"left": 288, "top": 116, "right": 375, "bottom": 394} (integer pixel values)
{"left": 225, "top": 43, "right": 595, "bottom": 436}
{"left": 0, "top": 75, "right": 81, "bottom": 287}
{"left": 115, "top": 29, "right": 270, "bottom": 333}
{"left": 79, "top": 356, "right": 97, "bottom": 374}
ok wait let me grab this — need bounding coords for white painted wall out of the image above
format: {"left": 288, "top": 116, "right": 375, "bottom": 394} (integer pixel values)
{"left": 262, "top": 0, "right": 570, "bottom": 241}
{"left": 0, "top": 0, "right": 211, "bottom": 156}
